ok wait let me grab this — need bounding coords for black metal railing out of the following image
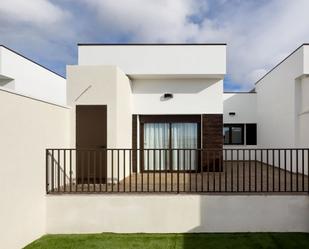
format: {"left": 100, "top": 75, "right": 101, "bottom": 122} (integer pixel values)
{"left": 46, "top": 148, "right": 309, "bottom": 194}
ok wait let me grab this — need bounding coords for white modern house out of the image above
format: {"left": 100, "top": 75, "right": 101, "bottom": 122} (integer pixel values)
{"left": 0, "top": 43, "right": 308, "bottom": 249}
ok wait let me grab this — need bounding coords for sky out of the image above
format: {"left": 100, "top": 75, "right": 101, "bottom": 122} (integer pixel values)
{"left": 1, "top": 0, "right": 309, "bottom": 91}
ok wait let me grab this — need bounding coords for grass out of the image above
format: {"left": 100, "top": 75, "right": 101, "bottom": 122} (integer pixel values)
{"left": 24, "top": 233, "right": 309, "bottom": 249}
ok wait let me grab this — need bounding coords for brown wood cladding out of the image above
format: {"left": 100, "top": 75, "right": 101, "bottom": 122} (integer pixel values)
{"left": 202, "top": 114, "right": 223, "bottom": 171}
{"left": 132, "top": 115, "right": 138, "bottom": 172}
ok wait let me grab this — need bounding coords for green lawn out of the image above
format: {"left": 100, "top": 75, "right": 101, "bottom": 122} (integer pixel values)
{"left": 24, "top": 233, "right": 309, "bottom": 249}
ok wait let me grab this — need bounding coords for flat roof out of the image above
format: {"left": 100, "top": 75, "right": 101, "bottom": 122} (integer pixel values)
{"left": 0, "top": 45, "right": 65, "bottom": 79}
{"left": 255, "top": 43, "right": 309, "bottom": 85}
{"left": 78, "top": 43, "right": 227, "bottom": 46}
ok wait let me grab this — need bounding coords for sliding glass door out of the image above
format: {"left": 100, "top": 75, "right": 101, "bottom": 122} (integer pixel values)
{"left": 171, "top": 123, "right": 198, "bottom": 170}
{"left": 141, "top": 115, "right": 200, "bottom": 171}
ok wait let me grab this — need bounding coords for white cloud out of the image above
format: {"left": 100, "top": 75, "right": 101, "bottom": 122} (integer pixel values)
{"left": 0, "top": 0, "right": 69, "bottom": 26}
{"left": 1, "top": 0, "right": 309, "bottom": 89}
{"left": 203, "top": 0, "right": 309, "bottom": 88}
{"left": 0, "top": 0, "right": 75, "bottom": 75}
{"left": 81, "top": 0, "right": 201, "bottom": 42}
{"left": 79, "top": 0, "right": 309, "bottom": 90}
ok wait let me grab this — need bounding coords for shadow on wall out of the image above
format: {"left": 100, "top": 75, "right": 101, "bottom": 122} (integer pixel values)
{"left": 182, "top": 196, "right": 218, "bottom": 249}
{"left": 182, "top": 194, "right": 309, "bottom": 248}
{"left": 132, "top": 78, "right": 220, "bottom": 94}
{"left": 0, "top": 77, "right": 15, "bottom": 89}
{"left": 181, "top": 196, "right": 253, "bottom": 249}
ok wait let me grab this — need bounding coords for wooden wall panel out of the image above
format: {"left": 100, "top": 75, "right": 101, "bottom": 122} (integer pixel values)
{"left": 202, "top": 114, "right": 223, "bottom": 171}
{"left": 132, "top": 115, "right": 138, "bottom": 172}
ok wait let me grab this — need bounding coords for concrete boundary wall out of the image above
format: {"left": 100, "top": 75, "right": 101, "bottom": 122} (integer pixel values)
{"left": 46, "top": 194, "right": 309, "bottom": 234}
{"left": 0, "top": 89, "right": 70, "bottom": 249}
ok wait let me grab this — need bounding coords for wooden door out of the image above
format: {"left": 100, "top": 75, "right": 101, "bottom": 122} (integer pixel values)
{"left": 76, "top": 105, "right": 107, "bottom": 183}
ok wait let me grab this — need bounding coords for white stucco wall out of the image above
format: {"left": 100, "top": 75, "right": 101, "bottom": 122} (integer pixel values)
{"left": 133, "top": 78, "right": 223, "bottom": 114}
{"left": 223, "top": 93, "right": 257, "bottom": 124}
{"left": 46, "top": 194, "right": 309, "bottom": 233}
{"left": 67, "top": 65, "right": 133, "bottom": 182}
{"left": 116, "top": 68, "right": 133, "bottom": 147}
{"left": 223, "top": 93, "right": 257, "bottom": 151}
{"left": 67, "top": 65, "right": 132, "bottom": 149}
{"left": 0, "top": 88, "right": 70, "bottom": 249}
{"left": 0, "top": 46, "right": 66, "bottom": 105}
{"left": 303, "top": 45, "right": 309, "bottom": 74}
{"left": 298, "top": 76, "right": 309, "bottom": 147}
{"left": 78, "top": 44, "right": 226, "bottom": 77}
{"left": 255, "top": 46, "right": 305, "bottom": 148}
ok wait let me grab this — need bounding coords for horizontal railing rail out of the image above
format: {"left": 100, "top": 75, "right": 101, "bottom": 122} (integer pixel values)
{"left": 46, "top": 148, "right": 309, "bottom": 194}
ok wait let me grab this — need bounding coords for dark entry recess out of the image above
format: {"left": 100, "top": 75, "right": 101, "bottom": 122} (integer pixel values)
{"left": 246, "top": 123, "right": 257, "bottom": 145}
{"left": 76, "top": 105, "right": 107, "bottom": 183}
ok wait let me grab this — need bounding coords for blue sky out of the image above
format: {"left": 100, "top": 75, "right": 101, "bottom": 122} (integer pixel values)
{"left": 1, "top": 0, "right": 309, "bottom": 91}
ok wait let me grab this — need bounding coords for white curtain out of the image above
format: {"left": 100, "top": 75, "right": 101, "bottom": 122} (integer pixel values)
{"left": 143, "top": 122, "right": 198, "bottom": 171}
{"left": 171, "top": 123, "right": 198, "bottom": 170}
{"left": 144, "top": 123, "right": 169, "bottom": 170}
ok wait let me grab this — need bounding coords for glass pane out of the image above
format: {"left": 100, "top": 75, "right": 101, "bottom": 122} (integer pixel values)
{"left": 171, "top": 123, "right": 198, "bottom": 170}
{"left": 231, "top": 126, "right": 243, "bottom": 144}
{"left": 144, "top": 123, "right": 169, "bottom": 170}
{"left": 223, "top": 127, "right": 230, "bottom": 144}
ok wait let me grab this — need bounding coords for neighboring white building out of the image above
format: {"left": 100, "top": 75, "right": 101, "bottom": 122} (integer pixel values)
{"left": 223, "top": 44, "right": 309, "bottom": 149}
{"left": 255, "top": 44, "right": 309, "bottom": 148}
{"left": 0, "top": 45, "right": 66, "bottom": 105}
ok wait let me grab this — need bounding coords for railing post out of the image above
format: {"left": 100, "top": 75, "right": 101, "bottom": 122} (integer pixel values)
{"left": 46, "top": 149, "right": 49, "bottom": 194}
{"left": 307, "top": 149, "right": 309, "bottom": 194}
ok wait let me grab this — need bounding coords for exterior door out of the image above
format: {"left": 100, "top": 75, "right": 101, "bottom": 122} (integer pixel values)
{"left": 76, "top": 105, "right": 107, "bottom": 183}
{"left": 140, "top": 115, "right": 201, "bottom": 171}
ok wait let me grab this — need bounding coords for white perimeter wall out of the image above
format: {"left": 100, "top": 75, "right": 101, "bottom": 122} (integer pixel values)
{"left": 133, "top": 78, "right": 223, "bottom": 114}
{"left": 46, "top": 195, "right": 309, "bottom": 233}
{"left": 0, "top": 46, "right": 66, "bottom": 105}
{"left": 0, "top": 89, "right": 70, "bottom": 249}
{"left": 78, "top": 45, "right": 226, "bottom": 76}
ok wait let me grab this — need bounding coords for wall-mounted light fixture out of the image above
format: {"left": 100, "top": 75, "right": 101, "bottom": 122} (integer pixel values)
{"left": 163, "top": 93, "right": 173, "bottom": 99}
{"left": 164, "top": 93, "right": 173, "bottom": 99}
{"left": 229, "top": 112, "right": 236, "bottom": 116}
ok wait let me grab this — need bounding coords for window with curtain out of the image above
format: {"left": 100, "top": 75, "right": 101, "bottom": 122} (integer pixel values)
{"left": 143, "top": 123, "right": 169, "bottom": 170}
{"left": 143, "top": 122, "right": 198, "bottom": 171}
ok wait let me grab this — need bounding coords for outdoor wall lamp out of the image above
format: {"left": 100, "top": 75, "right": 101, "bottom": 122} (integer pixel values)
{"left": 163, "top": 93, "right": 173, "bottom": 99}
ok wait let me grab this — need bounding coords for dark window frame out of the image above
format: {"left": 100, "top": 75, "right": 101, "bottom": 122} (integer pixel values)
{"left": 223, "top": 124, "right": 245, "bottom": 145}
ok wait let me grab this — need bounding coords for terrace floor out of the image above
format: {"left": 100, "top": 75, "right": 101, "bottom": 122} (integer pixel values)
{"left": 53, "top": 161, "right": 309, "bottom": 193}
